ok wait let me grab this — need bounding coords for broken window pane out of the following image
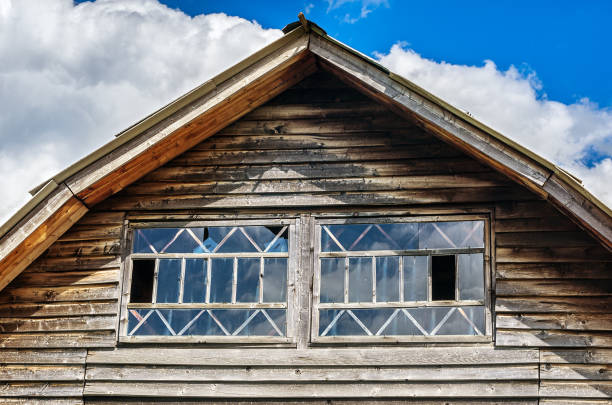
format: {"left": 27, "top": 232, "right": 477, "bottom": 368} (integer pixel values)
{"left": 431, "top": 255, "right": 456, "bottom": 301}
{"left": 130, "top": 259, "right": 155, "bottom": 303}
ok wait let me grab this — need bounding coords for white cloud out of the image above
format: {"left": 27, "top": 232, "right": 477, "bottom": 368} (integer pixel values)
{"left": 0, "top": 0, "right": 282, "bottom": 224}
{"left": 376, "top": 44, "right": 612, "bottom": 207}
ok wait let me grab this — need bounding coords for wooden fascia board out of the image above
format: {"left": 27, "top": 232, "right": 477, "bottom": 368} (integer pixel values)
{"left": 0, "top": 184, "right": 89, "bottom": 291}
{"left": 308, "top": 32, "right": 612, "bottom": 250}
{"left": 0, "top": 31, "right": 313, "bottom": 292}
{"left": 543, "top": 175, "right": 612, "bottom": 250}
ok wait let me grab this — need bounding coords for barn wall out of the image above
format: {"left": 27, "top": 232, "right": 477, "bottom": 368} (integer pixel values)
{"left": 0, "top": 71, "right": 610, "bottom": 403}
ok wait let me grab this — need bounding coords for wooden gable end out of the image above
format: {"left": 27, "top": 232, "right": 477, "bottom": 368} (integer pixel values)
{"left": 1, "top": 70, "right": 611, "bottom": 402}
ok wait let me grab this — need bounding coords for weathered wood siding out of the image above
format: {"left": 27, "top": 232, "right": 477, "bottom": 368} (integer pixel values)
{"left": 0, "top": 71, "right": 610, "bottom": 403}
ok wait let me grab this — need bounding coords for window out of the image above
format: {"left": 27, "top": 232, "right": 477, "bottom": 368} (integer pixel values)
{"left": 120, "top": 215, "right": 491, "bottom": 344}
{"left": 119, "top": 221, "right": 295, "bottom": 343}
{"left": 312, "top": 217, "right": 490, "bottom": 342}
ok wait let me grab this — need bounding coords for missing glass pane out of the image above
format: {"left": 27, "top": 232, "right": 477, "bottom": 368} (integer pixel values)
{"left": 130, "top": 259, "right": 155, "bottom": 303}
{"left": 431, "top": 255, "right": 456, "bottom": 301}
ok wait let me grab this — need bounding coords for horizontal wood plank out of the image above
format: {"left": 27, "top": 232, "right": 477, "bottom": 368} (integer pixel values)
{"left": 496, "top": 297, "right": 612, "bottom": 314}
{"left": 0, "top": 301, "right": 118, "bottom": 318}
{"left": 0, "top": 382, "right": 83, "bottom": 397}
{"left": 496, "top": 279, "right": 612, "bottom": 296}
{"left": 540, "top": 363, "right": 612, "bottom": 380}
{"left": 0, "top": 331, "right": 115, "bottom": 348}
{"left": 241, "top": 102, "right": 389, "bottom": 120}
{"left": 139, "top": 159, "right": 491, "bottom": 183}
{"left": 170, "top": 144, "right": 464, "bottom": 166}
{"left": 0, "top": 349, "right": 86, "bottom": 364}
{"left": 86, "top": 347, "right": 539, "bottom": 366}
{"left": 496, "top": 218, "right": 579, "bottom": 233}
{"left": 0, "top": 364, "right": 84, "bottom": 381}
{"left": 539, "top": 381, "right": 612, "bottom": 398}
{"left": 104, "top": 187, "right": 530, "bottom": 211}
{"left": 0, "top": 315, "right": 116, "bottom": 333}
{"left": 217, "top": 115, "right": 412, "bottom": 135}
{"left": 0, "top": 285, "right": 118, "bottom": 303}
{"left": 0, "top": 399, "right": 82, "bottom": 405}
{"left": 496, "top": 330, "right": 612, "bottom": 347}
{"left": 192, "top": 132, "right": 434, "bottom": 150}
{"left": 496, "top": 314, "right": 612, "bottom": 331}
{"left": 85, "top": 364, "right": 538, "bottom": 382}
{"left": 496, "top": 247, "right": 612, "bottom": 263}
{"left": 496, "top": 263, "right": 612, "bottom": 280}
{"left": 125, "top": 175, "right": 506, "bottom": 197}
{"left": 27, "top": 256, "right": 121, "bottom": 273}
{"left": 45, "top": 240, "right": 120, "bottom": 258}
{"left": 84, "top": 381, "right": 539, "bottom": 398}
{"left": 540, "top": 349, "right": 612, "bottom": 364}
{"left": 495, "top": 231, "right": 597, "bottom": 247}
{"left": 11, "top": 270, "right": 120, "bottom": 288}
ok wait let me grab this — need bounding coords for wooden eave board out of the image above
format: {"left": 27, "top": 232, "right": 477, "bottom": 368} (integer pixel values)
{"left": 0, "top": 19, "right": 611, "bottom": 295}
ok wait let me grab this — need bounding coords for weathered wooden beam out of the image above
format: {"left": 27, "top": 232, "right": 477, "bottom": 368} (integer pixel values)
{"left": 85, "top": 364, "right": 538, "bottom": 382}
{"left": 86, "top": 347, "right": 539, "bottom": 366}
{"left": 496, "top": 329, "right": 612, "bottom": 347}
{"left": 83, "top": 381, "right": 539, "bottom": 398}
{"left": 0, "top": 187, "right": 89, "bottom": 291}
{"left": 496, "top": 297, "right": 612, "bottom": 314}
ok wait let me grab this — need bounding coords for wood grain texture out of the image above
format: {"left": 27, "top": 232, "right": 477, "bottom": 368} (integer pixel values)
{"left": 0, "top": 196, "right": 88, "bottom": 291}
{"left": 84, "top": 381, "right": 539, "bottom": 398}
{"left": 86, "top": 347, "right": 539, "bottom": 366}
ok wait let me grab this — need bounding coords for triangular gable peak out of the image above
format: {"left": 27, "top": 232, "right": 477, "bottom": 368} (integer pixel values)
{"left": 0, "top": 18, "right": 610, "bottom": 291}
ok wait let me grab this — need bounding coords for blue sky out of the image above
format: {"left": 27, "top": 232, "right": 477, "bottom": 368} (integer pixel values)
{"left": 1, "top": 0, "right": 611, "bottom": 223}
{"left": 157, "top": 0, "right": 612, "bottom": 108}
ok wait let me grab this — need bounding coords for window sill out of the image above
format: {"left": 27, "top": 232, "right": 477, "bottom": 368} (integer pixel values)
{"left": 119, "top": 336, "right": 294, "bottom": 344}
{"left": 311, "top": 335, "right": 492, "bottom": 344}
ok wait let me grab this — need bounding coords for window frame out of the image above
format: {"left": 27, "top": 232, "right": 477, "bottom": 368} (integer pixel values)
{"left": 118, "top": 218, "right": 299, "bottom": 344}
{"left": 310, "top": 214, "right": 493, "bottom": 344}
